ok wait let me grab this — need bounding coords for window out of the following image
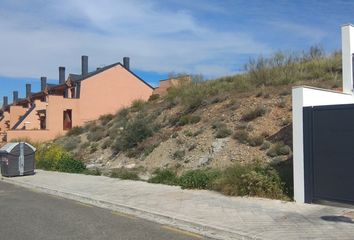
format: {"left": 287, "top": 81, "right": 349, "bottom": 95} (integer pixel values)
{"left": 63, "top": 109, "right": 72, "bottom": 130}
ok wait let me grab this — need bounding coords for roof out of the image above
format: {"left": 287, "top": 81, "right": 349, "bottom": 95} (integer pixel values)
{"left": 68, "top": 74, "right": 82, "bottom": 82}
{"left": 2, "top": 60, "right": 154, "bottom": 107}
{"left": 71, "top": 62, "right": 154, "bottom": 89}
{"left": 0, "top": 142, "right": 36, "bottom": 153}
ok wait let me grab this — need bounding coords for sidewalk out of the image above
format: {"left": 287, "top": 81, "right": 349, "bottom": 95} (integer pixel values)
{"left": 2, "top": 170, "right": 354, "bottom": 240}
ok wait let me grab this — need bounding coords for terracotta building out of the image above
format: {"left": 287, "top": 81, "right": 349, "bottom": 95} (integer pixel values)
{"left": 153, "top": 75, "right": 191, "bottom": 96}
{"left": 0, "top": 56, "right": 154, "bottom": 142}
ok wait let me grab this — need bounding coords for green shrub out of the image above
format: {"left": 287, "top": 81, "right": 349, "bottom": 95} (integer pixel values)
{"left": 83, "top": 168, "right": 101, "bottom": 176}
{"left": 148, "top": 169, "right": 179, "bottom": 185}
{"left": 247, "top": 135, "right": 264, "bottom": 147}
{"left": 87, "top": 127, "right": 106, "bottom": 142}
{"left": 131, "top": 99, "right": 146, "bottom": 112}
{"left": 260, "top": 140, "right": 271, "bottom": 150}
{"left": 110, "top": 168, "right": 140, "bottom": 180}
{"left": 266, "top": 142, "right": 291, "bottom": 157}
{"left": 237, "top": 122, "right": 253, "bottom": 131}
{"left": 179, "top": 169, "right": 221, "bottom": 189}
{"left": 241, "top": 106, "right": 267, "bottom": 121}
{"left": 178, "top": 114, "right": 201, "bottom": 126}
{"left": 101, "top": 139, "right": 112, "bottom": 149}
{"left": 184, "top": 130, "right": 193, "bottom": 137}
{"left": 36, "top": 144, "right": 85, "bottom": 173}
{"left": 212, "top": 163, "right": 286, "bottom": 199}
{"left": 173, "top": 149, "right": 185, "bottom": 160}
{"left": 90, "top": 143, "right": 98, "bottom": 153}
{"left": 112, "top": 115, "right": 154, "bottom": 153}
{"left": 277, "top": 97, "right": 287, "bottom": 108}
{"left": 117, "top": 107, "right": 129, "bottom": 116}
{"left": 99, "top": 114, "right": 114, "bottom": 125}
{"left": 211, "top": 121, "right": 225, "bottom": 130}
{"left": 61, "top": 136, "right": 80, "bottom": 151}
{"left": 143, "top": 142, "right": 160, "bottom": 156}
{"left": 148, "top": 94, "right": 160, "bottom": 101}
{"left": 233, "top": 130, "right": 249, "bottom": 143}
{"left": 56, "top": 155, "right": 86, "bottom": 173}
{"left": 215, "top": 127, "right": 232, "bottom": 138}
{"left": 80, "top": 141, "right": 90, "bottom": 150}
{"left": 67, "top": 126, "right": 84, "bottom": 136}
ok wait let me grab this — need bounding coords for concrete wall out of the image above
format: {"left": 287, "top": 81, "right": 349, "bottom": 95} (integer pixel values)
{"left": 9, "top": 106, "right": 28, "bottom": 129}
{"left": 7, "top": 96, "right": 79, "bottom": 142}
{"left": 79, "top": 65, "right": 153, "bottom": 122}
{"left": 342, "top": 24, "right": 354, "bottom": 93}
{"left": 292, "top": 86, "right": 354, "bottom": 203}
{"left": 0, "top": 111, "right": 10, "bottom": 132}
{"left": 7, "top": 129, "right": 63, "bottom": 143}
{"left": 15, "top": 100, "right": 47, "bottom": 130}
{"left": 46, "top": 95, "right": 81, "bottom": 131}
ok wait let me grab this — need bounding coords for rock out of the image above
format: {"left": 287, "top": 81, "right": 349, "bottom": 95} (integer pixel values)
{"left": 198, "top": 156, "right": 213, "bottom": 166}
{"left": 124, "top": 163, "right": 136, "bottom": 169}
{"left": 86, "top": 163, "right": 102, "bottom": 169}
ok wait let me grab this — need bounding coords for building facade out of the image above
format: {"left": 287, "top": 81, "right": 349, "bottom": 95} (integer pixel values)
{"left": 0, "top": 56, "right": 155, "bottom": 142}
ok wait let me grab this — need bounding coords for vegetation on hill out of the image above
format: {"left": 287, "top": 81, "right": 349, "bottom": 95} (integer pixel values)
{"left": 35, "top": 46, "right": 342, "bottom": 200}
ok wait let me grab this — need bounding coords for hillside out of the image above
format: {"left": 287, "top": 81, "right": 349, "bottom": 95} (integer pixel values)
{"left": 37, "top": 47, "right": 342, "bottom": 198}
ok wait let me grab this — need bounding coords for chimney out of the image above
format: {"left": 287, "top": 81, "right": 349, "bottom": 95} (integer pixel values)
{"left": 82, "top": 55, "right": 88, "bottom": 75}
{"left": 3, "top": 96, "right": 8, "bottom": 107}
{"left": 59, "top": 66, "right": 65, "bottom": 84}
{"left": 26, "top": 84, "right": 32, "bottom": 99}
{"left": 41, "top": 77, "right": 47, "bottom": 91}
{"left": 123, "top": 57, "right": 130, "bottom": 70}
{"left": 341, "top": 24, "right": 354, "bottom": 93}
{"left": 13, "top": 91, "right": 18, "bottom": 104}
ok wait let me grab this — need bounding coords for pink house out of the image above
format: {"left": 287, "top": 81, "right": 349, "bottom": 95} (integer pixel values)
{"left": 0, "top": 56, "right": 154, "bottom": 142}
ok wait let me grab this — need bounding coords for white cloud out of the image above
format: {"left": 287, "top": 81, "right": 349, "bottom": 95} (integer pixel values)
{"left": 0, "top": 0, "right": 271, "bottom": 79}
{"left": 267, "top": 21, "right": 327, "bottom": 43}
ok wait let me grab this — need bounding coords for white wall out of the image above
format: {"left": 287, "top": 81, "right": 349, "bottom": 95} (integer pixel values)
{"left": 292, "top": 86, "right": 354, "bottom": 203}
{"left": 342, "top": 24, "right": 354, "bottom": 94}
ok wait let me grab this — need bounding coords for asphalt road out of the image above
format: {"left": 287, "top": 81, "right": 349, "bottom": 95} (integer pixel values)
{"left": 0, "top": 181, "right": 207, "bottom": 240}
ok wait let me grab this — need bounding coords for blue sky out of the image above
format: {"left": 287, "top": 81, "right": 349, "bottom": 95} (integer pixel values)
{"left": 0, "top": 0, "right": 354, "bottom": 104}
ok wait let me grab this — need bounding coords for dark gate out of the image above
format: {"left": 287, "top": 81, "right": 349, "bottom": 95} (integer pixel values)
{"left": 303, "top": 104, "right": 354, "bottom": 204}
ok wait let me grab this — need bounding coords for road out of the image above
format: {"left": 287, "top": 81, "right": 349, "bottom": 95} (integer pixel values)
{"left": 0, "top": 181, "right": 207, "bottom": 240}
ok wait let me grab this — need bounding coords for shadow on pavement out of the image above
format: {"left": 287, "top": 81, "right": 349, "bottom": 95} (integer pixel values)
{"left": 321, "top": 215, "right": 354, "bottom": 224}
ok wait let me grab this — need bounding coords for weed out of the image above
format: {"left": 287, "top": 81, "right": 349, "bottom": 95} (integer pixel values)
{"left": 179, "top": 169, "right": 221, "bottom": 189}
{"left": 233, "top": 130, "right": 249, "bottom": 144}
{"left": 36, "top": 144, "right": 85, "bottom": 173}
{"left": 173, "top": 149, "right": 186, "bottom": 160}
{"left": 90, "top": 143, "right": 98, "bottom": 153}
{"left": 87, "top": 126, "right": 106, "bottom": 142}
{"left": 99, "top": 114, "right": 114, "bottom": 125}
{"left": 148, "top": 169, "right": 179, "bottom": 185}
{"left": 215, "top": 127, "right": 232, "bottom": 138}
{"left": 110, "top": 168, "right": 140, "bottom": 180}
{"left": 277, "top": 97, "right": 287, "bottom": 108}
{"left": 111, "top": 115, "right": 154, "bottom": 153}
{"left": 212, "top": 163, "right": 286, "bottom": 199}
{"left": 67, "top": 126, "right": 84, "bottom": 136}
{"left": 83, "top": 168, "right": 101, "bottom": 176}
{"left": 247, "top": 135, "right": 264, "bottom": 147}
{"left": 211, "top": 120, "right": 225, "bottom": 129}
{"left": 266, "top": 142, "right": 291, "bottom": 157}
{"left": 241, "top": 105, "right": 267, "bottom": 121}
{"left": 131, "top": 99, "right": 146, "bottom": 112}
{"left": 101, "top": 139, "right": 112, "bottom": 149}
{"left": 178, "top": 114, "right": 201, "bottom": 126}
{"left": 148, "top": 94, "right": 160, "bottom": 101}
{"left": 260, "top": 140, "right": 271, "bottom": 150}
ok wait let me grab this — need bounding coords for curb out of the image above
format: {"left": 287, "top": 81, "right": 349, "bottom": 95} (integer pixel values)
{"left": 2, "top": 177, "right": 254, "bottom": 240}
